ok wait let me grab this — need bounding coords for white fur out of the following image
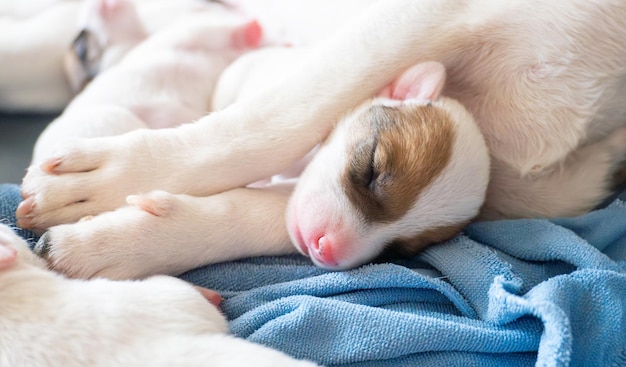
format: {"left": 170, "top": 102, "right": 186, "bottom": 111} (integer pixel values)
{"left": 17, "top": 0, "right": 626, "bottom": 275}
{"left": 0, "top": 1, "right": 80, "bottom": 112}
{"left": 0, "top": 0, "right": 242, "bottom": 112}
{"left": 0, "top": 224, "right": 317, "bottom": 366}
{"left": 222, "top": 0, "right": 379, "bottom": 46}
{"left": 30, "top": 0, "right": 261, "bottom": 186}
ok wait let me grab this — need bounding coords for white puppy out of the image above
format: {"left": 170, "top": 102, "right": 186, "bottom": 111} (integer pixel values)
{"left": 0, "top": 0, "right": 247, "bottom": 112}
{"left": 0, "top": 223, "right": 318, "bottom": 366}
{"left": 31, "top": 0, "right": 262, "bottom": 163}
{"left": 18, "top": 0, "right": 626, "bottom": 275}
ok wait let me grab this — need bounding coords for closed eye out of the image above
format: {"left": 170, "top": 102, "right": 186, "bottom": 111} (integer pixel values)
{"left": 346, "top": 137, "right": 379, "bottom": 193}
{"left": 366, "top": 143, "right": 379, "bottom": 192}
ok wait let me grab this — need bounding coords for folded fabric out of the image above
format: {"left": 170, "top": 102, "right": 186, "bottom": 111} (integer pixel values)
{"left": 0, "top": 184, "right": 38, "bottom": 243}
{"left": 2, "top": 183, "right": 625, "bottom": 366}
{"left": 181, "top": 188, "right": 626, "bottom": 367}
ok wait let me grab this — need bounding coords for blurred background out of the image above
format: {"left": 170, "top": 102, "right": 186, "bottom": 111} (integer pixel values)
{"left": 0, "top": 113, "right": 53, "bottom": 183}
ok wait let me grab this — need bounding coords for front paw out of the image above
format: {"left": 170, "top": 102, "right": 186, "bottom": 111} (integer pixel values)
{"left": 33, "top": 191, "right": 195, "bottom": 280}
{"left": 17, "top": 132, "right": 157, "bottom": 231}
{"left": 32, "top": 213, "right": 147, "bottom": 279}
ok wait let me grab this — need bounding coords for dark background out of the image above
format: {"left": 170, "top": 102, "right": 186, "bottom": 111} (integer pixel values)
{"left": 0, "top": 113, "right": 54, "bottom": 184}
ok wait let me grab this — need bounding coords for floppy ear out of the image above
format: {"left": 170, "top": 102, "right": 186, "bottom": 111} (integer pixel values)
{"left": 379, "top": 61, "right": 446, "bottom": 101}
{"left": 0, "top": 242, "right": 17, "bottom": 270}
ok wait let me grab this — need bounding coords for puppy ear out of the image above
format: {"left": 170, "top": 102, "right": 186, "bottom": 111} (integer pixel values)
{"left": 379, "top": 61, "right": 446, "bottom": 101}
{"left": 0, "top": 242, "right": 17, "bottom": 270}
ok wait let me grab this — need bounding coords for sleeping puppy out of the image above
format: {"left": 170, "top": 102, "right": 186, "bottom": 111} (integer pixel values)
{"left": 62, "top": 0, "right": 244, "bottom": 93}
{"left": 214, "top": 48, "right": 489, "bottom": 269}
{"left": 0, "top": 223, "right": 318, "bottom": 366}
{"left": 18, "top": 0, "right": 626, "bottom": 274}
{"left": 0, "top": 0, "right": 242, "bottom": 112}
{"left": 31, "top": 0, "right": 262, "bottom": 163}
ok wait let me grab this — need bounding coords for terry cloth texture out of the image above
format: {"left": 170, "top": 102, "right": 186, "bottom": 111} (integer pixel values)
{"left": 2, "top": 183, "right": 625, "bottom": 366}
{"left": 0, "top": 183, "right": 39, "bottom": 243}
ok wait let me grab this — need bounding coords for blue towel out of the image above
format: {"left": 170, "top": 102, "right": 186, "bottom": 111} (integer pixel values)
{"left": 2, "top": 183, "right": 625, "bottom": 366}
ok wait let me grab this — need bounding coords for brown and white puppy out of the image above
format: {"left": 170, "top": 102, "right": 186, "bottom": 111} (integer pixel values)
{"left": 287, "top": 64, "right": 488, "bottom": 269}
{"left": 0, "top": 223, "right": 318, "bottom": 366}
{"left": 215, "top": 48, "right": 489, "bottom": 269}
{"left": 18, "top": 0, "right": 626, "bottom": 275}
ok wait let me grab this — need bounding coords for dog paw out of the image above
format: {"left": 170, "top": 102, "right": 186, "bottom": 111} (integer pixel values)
{"left": 33, "top": 191, "right": 189, "bottom": 279}
{"left": 17, "top": 132, "right": 165, "bottom": 231}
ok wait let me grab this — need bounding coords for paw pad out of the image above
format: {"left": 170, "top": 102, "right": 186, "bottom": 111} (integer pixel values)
{"left": 127, "top": 192, "right": 174, "bottom": 217}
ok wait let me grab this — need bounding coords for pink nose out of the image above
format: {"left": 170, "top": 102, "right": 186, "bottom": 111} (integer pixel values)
{"left": 308, "top": 235, "right": 337, "bottom": 265}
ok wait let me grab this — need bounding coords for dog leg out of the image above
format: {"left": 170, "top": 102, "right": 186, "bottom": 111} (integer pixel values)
{"left": 19, "top": 0, "right": 481, "bottom": 230}
{"left": 481, "top": 126, "right": 626, "bottom": 220}
{"left": 34, "top": 184, "right": 296, "bottom": 279}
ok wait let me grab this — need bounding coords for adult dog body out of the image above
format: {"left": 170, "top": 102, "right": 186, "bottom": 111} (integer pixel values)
{"left": 19, "top": 0, "right": 626, "bottom": 276}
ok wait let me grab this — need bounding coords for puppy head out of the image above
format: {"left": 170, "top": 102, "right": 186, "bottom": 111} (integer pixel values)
{"left": 64, "top": 0, "right": 146, "bottom": 92}
{"left": 287, "top": 62, "right": 490, "bottom": 270}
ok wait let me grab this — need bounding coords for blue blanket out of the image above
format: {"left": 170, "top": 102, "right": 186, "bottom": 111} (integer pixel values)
{"left": 2, "top": 183, "right": 625, "bottom": 366}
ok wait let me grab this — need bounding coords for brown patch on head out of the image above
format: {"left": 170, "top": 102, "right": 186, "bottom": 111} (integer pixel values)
{"left": 381, "top": 221, "right": 469, "bottom": 260}
{"left": 341, "top": 103, "right": 455, "bottom": 223}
